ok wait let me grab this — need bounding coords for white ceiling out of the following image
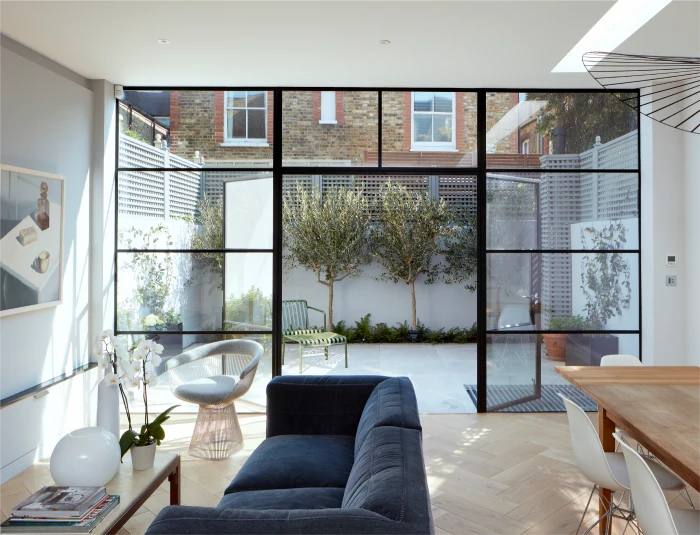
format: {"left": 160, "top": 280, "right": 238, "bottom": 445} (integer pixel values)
{"left": 1, "top": 1, "right": 698, "bottom": 88}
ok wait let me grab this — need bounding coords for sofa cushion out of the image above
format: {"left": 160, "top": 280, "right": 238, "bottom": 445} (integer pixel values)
{"left": 342, "top": 426, "right": 409, "bottom": 521}
{"left": 266, "top": 375, "right": 390, "bottom": 438}
{"left": 225, "top": 435, "right": 355, "bottom": 494}
{"left": 218, "top": 488, "right": 345, "bottom": 511}
{"left": 355, "top": 377, "right": 421, "bottom": 456}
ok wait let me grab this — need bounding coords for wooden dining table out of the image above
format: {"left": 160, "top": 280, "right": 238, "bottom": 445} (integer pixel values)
{"left": 556, "top": 365, "right": 700, "bottom": 535}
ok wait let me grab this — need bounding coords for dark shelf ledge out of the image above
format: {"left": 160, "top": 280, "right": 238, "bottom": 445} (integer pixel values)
{"left": 0, "top": 362, "right": 98, "bottom": 408}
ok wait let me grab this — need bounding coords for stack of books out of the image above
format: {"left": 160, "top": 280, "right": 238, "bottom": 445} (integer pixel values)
{"left": 1, "top": 486, "right": 120, "bottom": 533}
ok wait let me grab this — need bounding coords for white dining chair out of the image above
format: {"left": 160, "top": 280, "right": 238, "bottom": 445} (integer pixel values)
{"left": 600, "top": 354, "right": 641, "bottom": 366}
{"left": 600, "top": 354, "right": 641, "bottom": 452}
{"left": 560, "top": 395, "right": 687, "bottom": 535}
{"left": 615, "top": 433, "right": 699, "bottom": 535}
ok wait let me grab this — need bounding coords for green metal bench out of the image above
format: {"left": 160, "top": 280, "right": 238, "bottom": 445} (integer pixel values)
{"left": 282, "top": 300, "right": 348, "bottom": 373}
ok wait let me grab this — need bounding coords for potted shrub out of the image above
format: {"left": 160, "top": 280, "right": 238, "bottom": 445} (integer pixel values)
{"left": 566, "top": 221, "right": 632, "bottom": 366}
{"left": 543, "top": 315, "right": 589, "bottom": 361}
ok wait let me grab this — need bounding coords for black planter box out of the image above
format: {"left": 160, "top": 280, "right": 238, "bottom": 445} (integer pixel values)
{"left": 165, "top": 322, "right": 184, "bottom": 346}
{"left": 566, "top": 334, "right": 619, "bottom": 367}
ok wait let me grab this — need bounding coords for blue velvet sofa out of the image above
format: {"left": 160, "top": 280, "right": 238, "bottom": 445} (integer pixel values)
{"left": 146, "top": 375, "right": 433, "bottom": 534}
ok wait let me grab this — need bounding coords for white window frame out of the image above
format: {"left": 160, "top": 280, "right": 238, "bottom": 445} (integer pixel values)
{"left": 411, "top": 92, "right": 457, "bottom": 152}
{"left": 221, "top": 91, "right": 269, "bottom": 147}
{"left": 521, "top": 139, "right": 530, "bottom": 154}
{"left": 319, "top": 91, "right": 337, "bottom": 124}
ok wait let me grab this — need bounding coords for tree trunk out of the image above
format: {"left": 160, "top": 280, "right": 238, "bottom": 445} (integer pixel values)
{"left": 410, "top": 279, "right": 417, "bottom": 330}
{"left": 328, "top": 281, "right": 334, "bottom": 330}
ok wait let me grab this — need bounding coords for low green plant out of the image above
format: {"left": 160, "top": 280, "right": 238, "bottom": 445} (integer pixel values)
{"left": 162, "top": 309, "right": 182, "bottom": 328}
{"left": 121, "top": 127, "right": 148, "bottom": 143}
{"left": 548, "top": 315, "right": 616, "bottom": 339}
{"left": 332, "top": 314, "right": 477, "bottom": 344}
{"left": 548, "top": 315, "right": 592, "bottom": 330}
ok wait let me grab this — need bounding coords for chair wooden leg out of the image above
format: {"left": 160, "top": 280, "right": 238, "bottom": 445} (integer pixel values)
{"left": 299, "top": 344, "right": 303, "bottom": 374}
{"left": 344, "top": 344, "right": 348, "bottom": 368}
{"left": 324, "top": 346, "right": 329, "bottom": 360}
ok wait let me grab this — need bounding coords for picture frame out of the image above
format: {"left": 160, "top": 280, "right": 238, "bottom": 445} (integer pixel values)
{"left": 0, "top": 164, "right": 65, "bottom": 317}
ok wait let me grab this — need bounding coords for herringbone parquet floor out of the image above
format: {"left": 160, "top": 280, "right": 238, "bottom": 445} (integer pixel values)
{"left": 2, "top": 413, "right": 697, "bottom": 535}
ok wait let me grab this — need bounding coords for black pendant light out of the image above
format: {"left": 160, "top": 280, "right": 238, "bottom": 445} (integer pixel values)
{"left": 583, "top": 51, "right": 700, "bottom": 134}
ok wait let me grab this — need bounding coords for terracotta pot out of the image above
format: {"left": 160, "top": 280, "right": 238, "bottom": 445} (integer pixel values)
{"left": 543, "top": 333, "right": 567, "bottom": 361}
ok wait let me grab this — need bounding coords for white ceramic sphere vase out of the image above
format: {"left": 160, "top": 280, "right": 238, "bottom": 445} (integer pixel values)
{"left": 50, "top": 427, "right": 120, "bottom": 486}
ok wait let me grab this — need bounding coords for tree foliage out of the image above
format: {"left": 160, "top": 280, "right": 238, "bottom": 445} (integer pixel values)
{"left": 180, "top": 196, "right": 224, "bottom": 287}
{"left": 442, "top": 210, "right": 477, "bottom": 292}
{"left": 528, "top": 92, "right": 638, "bottom": 153}
{"left": 579, "top": 220, "right": 631, "bottom": 329}
{"left": 372, "top": 181, "right": 453, "bottom": 329}
{"left": 119, "top": 224, "right": 174, "bottom": 318}
{"left": 283, "top": 185, "right": 372, "bottom": 329}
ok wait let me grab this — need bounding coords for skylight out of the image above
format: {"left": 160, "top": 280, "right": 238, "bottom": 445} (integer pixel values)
{"left": 552, "top": 0, "right": 672, "bottom": 73}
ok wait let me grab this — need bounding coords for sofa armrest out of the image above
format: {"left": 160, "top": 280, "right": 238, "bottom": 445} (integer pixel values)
{"left": 145, "top": 506, "right": 425, "bottom": 535}
{"left": 266, "top": 375, "right": 388, "bottom": 438}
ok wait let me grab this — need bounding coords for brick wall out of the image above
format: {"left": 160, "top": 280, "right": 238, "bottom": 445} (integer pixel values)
{"left": 167, "top": 90, "right": 515, "bottom": 165}
{"left": 486, "top": 92, "right": 520, "bottom": 153}
{"left": 169, "top": 91, "right": 274, "bottom": 164}
{"left": 282, "top": 91, "right": 377, "bottom": 165}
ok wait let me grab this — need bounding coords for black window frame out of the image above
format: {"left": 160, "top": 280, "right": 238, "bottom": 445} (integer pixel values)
{"left": 114, "top": 87, "right": 641, "bottom": 412}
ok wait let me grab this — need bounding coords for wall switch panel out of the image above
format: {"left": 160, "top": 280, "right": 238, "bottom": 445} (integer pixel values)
{"left": 666, "top": 275, "right": 677, "bottom": 287}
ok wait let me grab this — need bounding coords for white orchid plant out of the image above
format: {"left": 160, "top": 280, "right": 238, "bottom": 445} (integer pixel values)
{"left": 94, "top": 330, "right": 177, "bottom": 459}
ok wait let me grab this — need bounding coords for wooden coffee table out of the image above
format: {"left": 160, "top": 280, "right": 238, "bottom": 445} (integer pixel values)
{"left": 0, "top": 453, "right": 180, "bottom": 534}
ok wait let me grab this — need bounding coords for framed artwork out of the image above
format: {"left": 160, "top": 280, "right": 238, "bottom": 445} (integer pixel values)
{"left": 0, "top": 164, "right": 65, "bottom": 317}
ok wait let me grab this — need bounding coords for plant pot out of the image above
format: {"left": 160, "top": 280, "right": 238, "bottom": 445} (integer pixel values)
{"left": 165, "top": 323, "right": 183, "bottom": 347}
{"left": 566, "top": 334, "right": 619, "bottom": 367}
{"left": 542, "top": 333, "right": 567, "bottom": 362}
{"left": 130, "top": 443, "right": 156, "bottom": 471}
{"left": 407, "top": 329, "right": 420, "bottom": 342}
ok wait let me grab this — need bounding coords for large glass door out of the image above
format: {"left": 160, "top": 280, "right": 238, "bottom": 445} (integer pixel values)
{"left": 479, "top": 91, "right": 641, "bottom": 412}
{"left": 485, "top": 173, "right": 542, "bottom": 410}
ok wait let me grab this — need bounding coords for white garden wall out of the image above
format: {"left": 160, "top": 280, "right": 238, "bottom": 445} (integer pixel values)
{"left": 283, "top": 260, "right": 477, "bottom": 330}
{"left": 571, "top": 218, "right": 640, "bottom": 356}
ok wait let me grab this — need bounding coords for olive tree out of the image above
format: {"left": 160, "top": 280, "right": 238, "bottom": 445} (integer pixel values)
{"left": 180, "top": 196, "right": 223, "bottom": 288}
{"left": 373, "top": 181, "right": 452, "bottom": 330}
{"left": 283, "top": 185, "right": 371, "bottom": 329}
{"left": 442, "top": 210, "right": 477, "bottom": 292}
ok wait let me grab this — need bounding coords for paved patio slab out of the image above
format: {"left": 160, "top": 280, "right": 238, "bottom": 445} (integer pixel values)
{"left": 133, "top": 343, "right": 569, "bottom": 415}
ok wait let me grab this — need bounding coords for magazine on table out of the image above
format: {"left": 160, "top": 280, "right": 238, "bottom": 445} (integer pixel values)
{"left": 1, "top": 495, "right": 120, "bottom": 533}
{"left": 10, "top": 495, "right": 111, "bottom": 522}
{"left": 12, "top": 486, "right": 107, "bottom": 518}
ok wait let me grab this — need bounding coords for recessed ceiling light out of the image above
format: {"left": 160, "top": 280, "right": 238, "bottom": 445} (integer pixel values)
{"left": 157, "top": 39, "right": 170, "bottom": 45}
{"left": 379, "top": 40, "right": 391, "bottom": 45}
{"left": 552, "top": 0, "right": 671, "bottom": 73}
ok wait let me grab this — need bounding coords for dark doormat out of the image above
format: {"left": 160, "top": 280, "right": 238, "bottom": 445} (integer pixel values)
{"left": 464, "top": 384, "right": 598, "bottom": 412}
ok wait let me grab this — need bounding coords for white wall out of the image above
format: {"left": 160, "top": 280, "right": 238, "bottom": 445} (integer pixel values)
{"left": 89, "top": 80, "right": 116, "bottom": 355}
{"left": 683, "top": 124, "right": 700, "bottom": 366}
{"left": 641, "top": 116, "right": 690, "bottom": 366}
{"left": 0, "top": 38, "right": 97, "bottom": 482}
{"left": 283, "top": 261, "right": 477, "bottom": 331}
{"left": 571, "top": 218, "right": 639, "bottom": 357}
